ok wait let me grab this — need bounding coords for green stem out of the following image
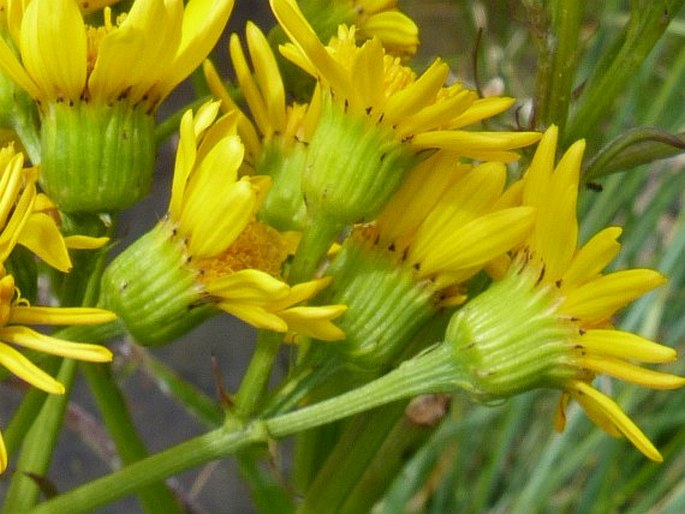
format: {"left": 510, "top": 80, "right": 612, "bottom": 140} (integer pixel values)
{"left": 27, "top": 423, "right": 270, "bottom": 514}
{"left": 2, "top": 359, "right": 76, "bottom": 514}
{"left": 81, "top": 363, "right": 184, "bottom": 514}
{"left": 524, "top": 0, "right": 552, "bottom": 128}
{"left": 266, "top": 343, "right": 463, "bottom": 438}
{"left": 287, "top": 215, "right": 341, "bottom": 285}
{"left": 338, "top": 400, "right": 439, "bottom": 514}
{"left": 28, "top": 342, "right": 466, "bottom": 514}
{"left": 297, "top": 401, "right": 409, "bottom": 514}
{"left": 545, "top": 0, "right": 585, "bottom": 137}
{"left": 234, "top": 330, "right": 285, "bottom": 419}
{"left": 3, "top": 358, "right": 60, "bottom": 459}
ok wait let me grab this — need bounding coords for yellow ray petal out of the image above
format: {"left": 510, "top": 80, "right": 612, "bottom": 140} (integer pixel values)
{"left": 270, "top": 0, "right": 350, "bottom": 96}
{"left": 0, "top": 340, "right": 64, "bottom": 394}
{"left": 357, "top": 11, "right": 419, "bottom": 55}
{"left": 64, "top": 235, "right": 109, "bottom": 250}
{"left": 0, "top": 431, "right": 6, "bottom": 473}
{"left": 205, "top": 269, "right": 289, "bottom": 302}
{"left": 579, "top": 354, "right": 685, "bottom": 390}
{"left": 124, "top": 0, "right": 184, "bottom": 104}
{"left": 1, "top": 326, "right": 112, "bottom": 362}
{"left": 411, "top": 130, "right": 541, "bottom": 160}
{"left": 0, "top": 36, "right": 41, "bottom": 99}
{"left": 21, "top": 0, "right": 87, "bottom": 101}
{"left": 170, "top": 109, "right": 201, "bottom": 218}
{"left": 419, "top": 207, "right": 535, "bottom": 278}
{"left": 0, "top": 152, "right": 25, "bottom": 228}
{"left": 384, "top": 59, "right": 448, "bottom": 124}
{"left": 246, "top": 22, "right": 286, "bottom": 132}
{"left": 268, "top": 277, "right": 333, "bottom": 310}
{"left": 217, "top": 302, "right": 288, "bottom": 332}
{"left": 183, "top": 176, "right": 256, "bottom": 258}
{"left": 158, "top": 0, "right": 235, "bottom": 102}
{"left": 396, "top": 88, "right": 476, "bottom": 139}
{"left": 229, "top": 32, "right": 271, "bottom": 136}
{"left": 9, "top": 305, "right": 116, "bottom": 325}
{"left": 562, "top": 227, "right": 622, "bottom": 290}
{"left": 17, "top": 213, "right": 72, "bottom": 272}
{"left": 279, "top": 305, "right": 347, "bottom": 341}
{"left": 569, "top": 380, "right": 662, "bottom": 462}
{"left": 538, "top": 139, "right": 584, "bottom": 279}
{"left": 449, "top": 96, "right": 516, "bottom": 129}
{"left": 376, "top": 154, "right": 469, "bottom": 242}
{"left": 350, "top": 37, "right": 387, "bottom": 113}
{"left": 581, "top": 329, "right": 677, "bottom": 363}
{"left": 562, "top": 269, "right": 666, "bottom": 322}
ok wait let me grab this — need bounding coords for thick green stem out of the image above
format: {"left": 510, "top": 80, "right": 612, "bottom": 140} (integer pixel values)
{"left": 2, "top": 359, "right": 76, "bottom": 514}
{"left": 266, "top": 343, "right": 463, "bottom": 438}
{"left": 81, "top": 363, "right": 184, "bottom": 514}
{"left": 27, "top": 423, "right": 269, "bottom": 514}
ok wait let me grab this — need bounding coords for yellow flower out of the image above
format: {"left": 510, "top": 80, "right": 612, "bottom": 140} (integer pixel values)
{"left": 204, "top": 22, "right": 317, "bottom": 230}
{"left": 275, "top": 0, "right": 419, "bottom": 58}
{"left": 206, "top": 22, "right": 315, "bottom": 166}
{"left": 101, "top": 103, "right": 346, "bottom": 345}
{"left": 362, "top": 151, "right": 536, "bottom": 301}
{"left": 313, "top": 152, "right": 535, "bottom": 369}
{"left": 0, "top": 0, "right": 235, "bottom": 212}
{"left": 170, "top": 103, "right": 346, "bottom": 339}
{"left": 270, "top": 0, "right": 539, "bottom": 162}
{"left": 446, "top": 127, "right": 684, "bottom": 462}
{"left": 346, "top": 0, "right": 419, "bottom": 56}
{"left": 266, "top": 0, "right": 539, "bottom": 275}
{"left": 0, "top": 0, "right": 234, "bottom": 110}
{"left": 0, "top": 265, "right": 115, "bottom": 473}
{"left": 0, "top": 143, "right": 105, "bottom": 271}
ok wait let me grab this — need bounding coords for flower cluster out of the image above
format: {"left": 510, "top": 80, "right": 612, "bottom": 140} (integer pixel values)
{"left": 0, "top": 0, "right": 682, "bottom": 502}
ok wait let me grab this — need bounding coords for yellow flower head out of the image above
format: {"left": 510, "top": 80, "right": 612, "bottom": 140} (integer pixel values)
{"left": 360, "top": 151, "right": 535, "bottom": 302}
{"left": 270, "top": 0, "right": 539, "bottom": 162}
{"left": 315, "top": 154, "right": 535, "bottom": 369}
{"left": 0, "top": 143, "right": 105, "bottom": 271}
{"left": 0, "top": 0, "right": 234, "bottom": 110}
{"left": 346, "top": 0, "right": 419, "bottom": 56}
{"left": 204, "top": 22, "right": 316, "bottom": 230}
{"left": 0, "top": 265, "right": 115, "bottom": 473}
{"left": 276, "top": 0, "right": 419, "bottom": 58}
{"left": 446, "top": 127, "right": 684, "bottom": 462}
{"left": 205, "top": 21, "right": 316, "bottom": 164}
{"left": 101, "top": 103, "right": 346, "bottom": 345}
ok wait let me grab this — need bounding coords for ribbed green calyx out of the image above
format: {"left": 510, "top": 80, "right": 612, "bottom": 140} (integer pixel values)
{"left": 303, "top": 95, "right": 416, "bottom": 226}
{"left": 445, "top": 266, "right": 577, "bottom": 400}
{"left": 40, "top": 99, "right": 156, "bottom": 213}
{"left": 100, "top": 220, "right": 216, "bottom": 347}
{"left": 318, "top": 237, "right": 439, "bottom": 371}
